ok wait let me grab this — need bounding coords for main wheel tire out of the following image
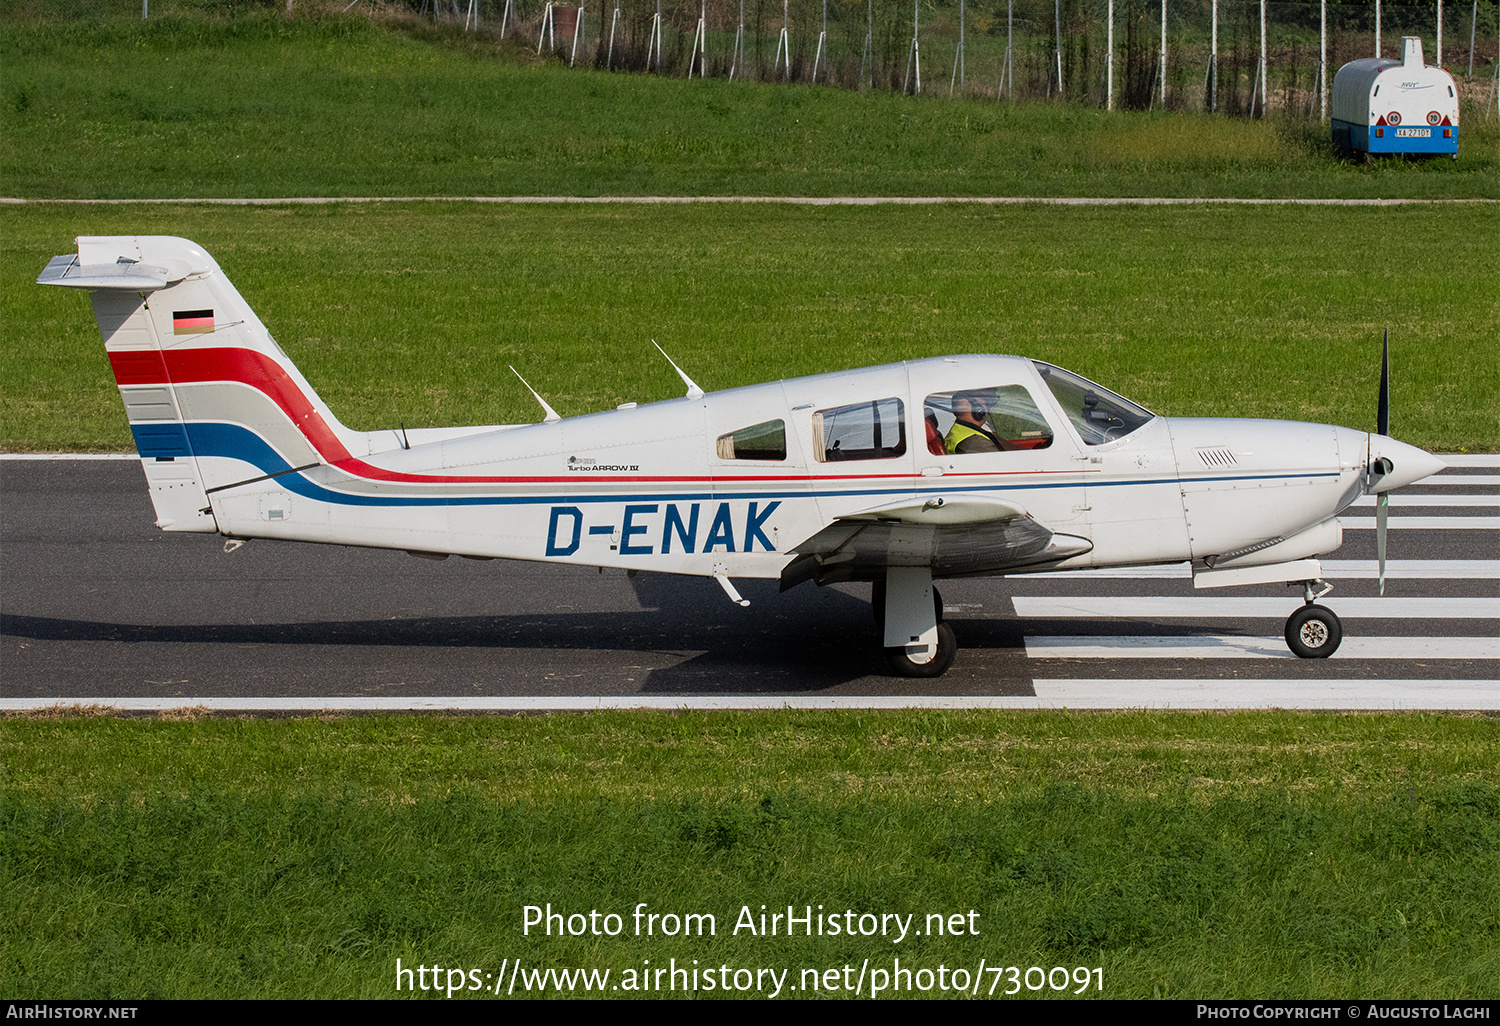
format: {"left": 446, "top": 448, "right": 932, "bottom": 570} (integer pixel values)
{"left": 1285, "top": 604, "right": 1342, "bottom": 658}
{"left": 885, "top": 621, "right": 957, "bottom": 678}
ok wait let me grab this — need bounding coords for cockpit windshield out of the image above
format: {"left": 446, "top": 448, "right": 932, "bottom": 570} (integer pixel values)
{"left": 1032, "top": 361, "right": 1154, "bottom": 446}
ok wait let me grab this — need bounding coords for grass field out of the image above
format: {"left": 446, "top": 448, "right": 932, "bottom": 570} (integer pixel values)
{"left": 3, "top": 12, "right": 1498, "bottom": 200}
{"left": 3, "top": 710, "right": 1497, "bottom": 998}
{"left": 4, "top": 200, "right": 1495, "bottom": 452}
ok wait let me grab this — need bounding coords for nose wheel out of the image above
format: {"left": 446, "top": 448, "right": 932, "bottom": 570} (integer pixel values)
{"left": 1284, "top": 579, "right": 1341, "bottom": 658}
{"left": 1285, "top": 604, "right": 1342, "bottom": 658}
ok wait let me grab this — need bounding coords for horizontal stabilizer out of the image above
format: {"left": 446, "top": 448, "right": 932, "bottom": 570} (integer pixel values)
{"left": 36, "top": 254, "right": 176, "bottom": 291}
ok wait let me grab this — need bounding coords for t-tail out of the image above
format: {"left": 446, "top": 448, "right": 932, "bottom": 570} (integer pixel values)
{"left": 38, "top": 236, "right": 378, "bottom": 534}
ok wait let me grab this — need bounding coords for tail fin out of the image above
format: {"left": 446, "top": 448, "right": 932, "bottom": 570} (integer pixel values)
{"left": 38, "top": 236, "right": 365, "bottom": 532}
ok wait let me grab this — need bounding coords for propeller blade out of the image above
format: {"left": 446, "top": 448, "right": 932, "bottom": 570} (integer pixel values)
{"left": 1376, "top": 492, "right": 1389, "bottom": 596}
{"left": 1375, "top": 329, "right": 1391, "bottom": 594}
{"left": 1377, "top": 327, "right": 1390, "bottom": 437}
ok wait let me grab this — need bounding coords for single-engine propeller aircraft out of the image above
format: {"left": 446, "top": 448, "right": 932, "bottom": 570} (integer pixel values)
{"left": 40, "top": 236, "right": 1445, "bottom": 677}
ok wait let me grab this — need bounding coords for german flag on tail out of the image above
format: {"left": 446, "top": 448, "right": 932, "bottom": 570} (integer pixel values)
{"left": 173, "top": 309, "right": 214, "bottom": 334}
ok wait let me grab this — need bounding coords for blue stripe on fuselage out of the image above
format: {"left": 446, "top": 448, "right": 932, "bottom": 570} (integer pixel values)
{"left": 187, "top": 422, "right": 1342, "bottom": 508}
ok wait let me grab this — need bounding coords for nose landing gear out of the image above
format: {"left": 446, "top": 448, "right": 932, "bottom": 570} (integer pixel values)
{"left": 1285, "top": 578, "right": 1341, "bottom": 658}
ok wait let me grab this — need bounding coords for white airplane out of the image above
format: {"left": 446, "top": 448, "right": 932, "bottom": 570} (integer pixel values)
{"left": 39, "top": 236, "right": 1445, "bottom": 677}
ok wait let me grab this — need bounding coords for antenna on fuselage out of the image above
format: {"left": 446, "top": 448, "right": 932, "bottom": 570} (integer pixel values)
{"left": 652, "top": 340, "right": 704, "bottom": 400}
{"left": 509, "top": 366, "right": 562, "bottom": 423}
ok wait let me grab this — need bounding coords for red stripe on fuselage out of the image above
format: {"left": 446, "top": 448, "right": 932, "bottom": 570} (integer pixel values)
{"left": 109, "top": 346, "right": 1101, "bottom": 487}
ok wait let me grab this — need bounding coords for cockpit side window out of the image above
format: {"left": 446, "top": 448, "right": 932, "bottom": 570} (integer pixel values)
{"left": 924, "top": 386, "right": 1055, "bottom": 455}
{"left": 1032, "top": 361, "right": 1154, "bottom": 446}
{"left": 812, "top": 398, "right": 906, "bottom": 462}
{"left": 716, "top": 419, "right": 786, "bottom": 461}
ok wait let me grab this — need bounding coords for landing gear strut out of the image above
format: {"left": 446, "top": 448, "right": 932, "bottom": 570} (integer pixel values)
{"left": 872, "top": 568, "right": 957, "bottom": 677}
{"left": 1285, "top": 578, "right": 1341, "bottom": 658}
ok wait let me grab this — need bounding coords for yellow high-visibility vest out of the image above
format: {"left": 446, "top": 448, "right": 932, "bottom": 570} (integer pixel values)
{"left": 944, "top": 422, "right": 999, "bottom": 454}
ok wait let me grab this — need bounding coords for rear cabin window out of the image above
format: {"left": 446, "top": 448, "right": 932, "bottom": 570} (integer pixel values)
{"left": 924, "top": 387, "right": 1055, "bottom": 456}
{"left": 813, "top": 398, "right": 906, "bottom": 462}
{"left": 716, "top": 419, "right": 786, "bottom": 461}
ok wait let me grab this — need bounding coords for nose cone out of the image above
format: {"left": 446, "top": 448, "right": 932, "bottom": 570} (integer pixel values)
{"left": 1368, "top": 435, "right": 1447, "bottom": 492}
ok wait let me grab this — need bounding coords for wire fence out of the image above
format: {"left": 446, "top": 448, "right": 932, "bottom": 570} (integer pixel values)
{"left": 8, "top": 0, "right": 1497, "bottom": 113}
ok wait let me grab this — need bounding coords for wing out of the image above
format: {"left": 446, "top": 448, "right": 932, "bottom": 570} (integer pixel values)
{"left": 778, "top": 496, "right": 1092, "bottom": 590}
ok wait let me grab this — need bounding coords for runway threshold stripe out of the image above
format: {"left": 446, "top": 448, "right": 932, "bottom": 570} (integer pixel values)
{"left": 1316, "top": 560, "right": 1500, "bottom": 579}
{"left": 1439, "top": 455, "right": 1500, "bottom": 468}
{"left": 1340, "top": 517, "right": 1499, "bottom": 529}
{"left": 1029, "top": 679, "right": 1500, "bottom": 709}
{"left": 1417, "top": 475, "right": 1500, "bottom": 486}
{"left": 1025, "top": 636, "right": 1500, "bottom": 659}
{"left": 1021, "top": 560, "right": 1500, "bottom": 580}
{"left": 1013, "top": 596, "right": 1500, "bottom": 618}
{"left": 1349, "top": 494, "right": 1499, "bottom": 507}
{"left": 4, "top": 685, "right": 1494, "bottom": 712}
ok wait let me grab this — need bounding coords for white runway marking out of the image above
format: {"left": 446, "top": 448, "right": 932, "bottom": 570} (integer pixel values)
{"left": 1028, "top": 679, "right": 1500, "bottom": 709}
{"left": 0, "top": 695, "right": 1123, "bottom": 712}
{"left": 1349, "top": 494, "right": 1498, "bottom": 506}
{"left": 1439, "top": 455, "right": 1500, "bottom": 467}
{"left": 1416, "top": 475, "right": 1500, "bottom": 486}
{"left": 1318, "top": 560, "right": 1500, "bottom": 579}
{"left": 1020, "top": 560, "right": 1499, "bottom": 580}
{"left": 1025, "top": 636, "right": 1500, "bottom": 659}
{"left": 0, "top": 453, "right": 136, "bottom": 460}
{"left": 5, "top": 684, "right": 1494, "bottom": 712}
{"left": 1340, "top": 517, "right": 1499, "bottom": 530}
{"left": 1013, "top": 596, "right": 1500, "bottom": 618}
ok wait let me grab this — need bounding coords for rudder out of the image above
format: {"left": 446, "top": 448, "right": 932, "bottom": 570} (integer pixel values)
{"left": 38, "top": 235, "right": 364, "bottom": 533}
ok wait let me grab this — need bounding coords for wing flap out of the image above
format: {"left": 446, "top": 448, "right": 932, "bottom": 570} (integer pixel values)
{"left": 839, "top": 495, "right": 1030, "bottom": 525}
{"left": 780, "top": 496, "right": 1091, "bottom": 589}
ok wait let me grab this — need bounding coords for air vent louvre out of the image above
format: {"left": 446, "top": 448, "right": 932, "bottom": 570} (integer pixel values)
{"left": 1196, "top": 447, "right": 1238, "bottom": 467}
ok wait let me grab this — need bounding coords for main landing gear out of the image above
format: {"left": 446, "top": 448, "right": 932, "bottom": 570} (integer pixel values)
{"left": 1285, "top": 578, "right": 1342, "bottom": 658}
{"left": 872, "top": 567, "right": 958, "bottom": 677}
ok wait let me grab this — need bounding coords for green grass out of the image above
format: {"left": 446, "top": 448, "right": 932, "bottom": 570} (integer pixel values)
{"left": 2, "top": 12, "right": 1497, "bottom": 200}
{"left": 3, "top": 710, "right": 1496, "bottom": 998}
{"left": 4, "top": 200, "right": 1496, "bottom": 452}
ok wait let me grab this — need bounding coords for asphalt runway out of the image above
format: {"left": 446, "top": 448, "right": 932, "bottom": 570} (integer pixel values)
{"left": 3, "top": 457, "right": 1496, "bottom": 711}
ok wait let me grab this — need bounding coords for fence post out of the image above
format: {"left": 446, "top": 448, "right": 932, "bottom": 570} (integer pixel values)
{"left": 1320, "top": 0, "right": 1327, "bottom": 120}
{"left": 1107, "top": 0, "right": 1114, "bottom": 109}
{"left": 1468, "top": 1, "right": 1477, "bottom": 77}
{"left": 1052, "top": 0, "right": 1063, "bottom": 97}
{"left": 1258, "top": 0, "right": 1268, "bottom": 114}
{"left": 1206, "top": 0, "right": 1217, "bottom": 112}
{"left": 1160, "top": 0, "right": 1167, "bottom": 107}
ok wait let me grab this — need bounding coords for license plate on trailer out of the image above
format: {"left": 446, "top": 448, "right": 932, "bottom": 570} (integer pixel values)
{"left": 1395, "top": 128, "right": 1431, "bottom": 138}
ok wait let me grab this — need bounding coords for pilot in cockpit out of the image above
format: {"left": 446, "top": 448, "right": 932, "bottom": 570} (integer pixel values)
{"left": 943, "top": 392, "right": 1005, "bottom": 454}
